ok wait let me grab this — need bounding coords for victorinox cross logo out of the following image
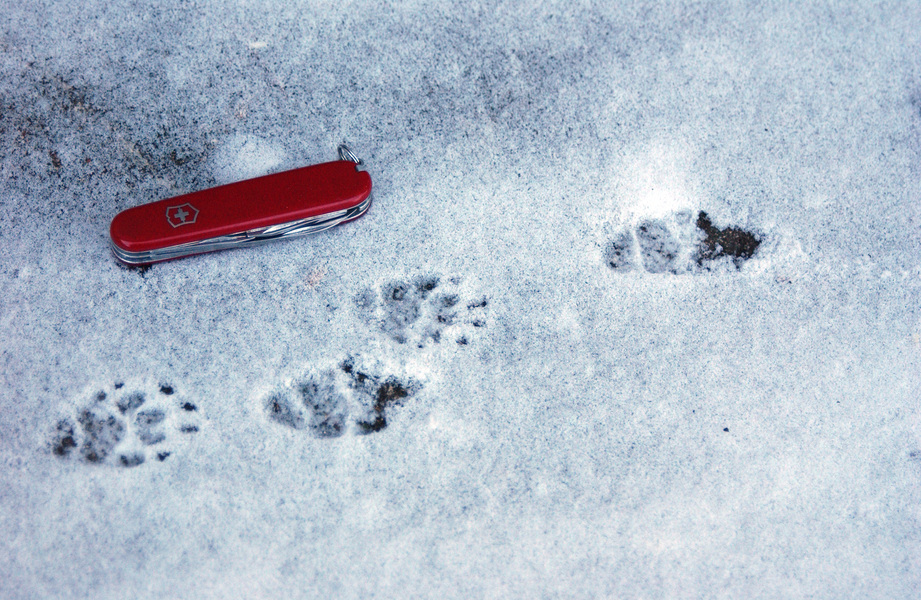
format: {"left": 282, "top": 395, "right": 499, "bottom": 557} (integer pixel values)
{"left": 166, "top": 203, "right": 199, "bottom": 228}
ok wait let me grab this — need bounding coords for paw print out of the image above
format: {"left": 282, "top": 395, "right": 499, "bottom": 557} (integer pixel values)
{"left": 606, "top": 211, "right": 762, "bottom": 273}
{"left": 263, "top": 355, "right": 421, "bottom": 437}
{"left": 49, "top": 380, "right": 200, "bottom": 467}
{"left": 355, "top": 275, "right": 488, "bottom": 347}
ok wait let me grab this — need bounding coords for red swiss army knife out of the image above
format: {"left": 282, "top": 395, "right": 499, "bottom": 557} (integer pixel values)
{"left": 110, "top": 145, "right": 371, "bottom": 265}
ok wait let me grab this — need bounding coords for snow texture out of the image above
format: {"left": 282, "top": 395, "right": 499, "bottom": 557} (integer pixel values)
{"left": 2, "top": 1, "right": 921, "bottom": 598}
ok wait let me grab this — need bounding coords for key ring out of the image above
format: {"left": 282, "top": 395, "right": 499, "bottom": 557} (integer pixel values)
{"left": 338, "top": 144, "right": 363, "bottom": 166}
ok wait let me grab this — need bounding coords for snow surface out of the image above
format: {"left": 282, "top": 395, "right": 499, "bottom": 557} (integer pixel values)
{"left": 2, "top": 1, "right": 921, "bottom": 598}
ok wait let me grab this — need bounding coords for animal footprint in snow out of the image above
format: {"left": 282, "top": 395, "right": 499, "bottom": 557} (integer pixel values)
{"left": 606, "top": 211, "right": 762, "bottom": 273}
{"left": 264, "top": 355, "right": 421, "bottom": 436}
{"left": 49, "top": 380, "right": 200, "bottom": 467}
{"left": 355, "top": 275, "right": 488, "bottom": 346}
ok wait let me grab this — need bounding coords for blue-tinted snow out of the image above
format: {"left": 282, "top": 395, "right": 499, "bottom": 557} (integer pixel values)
{"left": 1, "top": 1, "right": 921, "bottom": 598}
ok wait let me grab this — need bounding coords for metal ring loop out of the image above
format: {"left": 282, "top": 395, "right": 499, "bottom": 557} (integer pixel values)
{"left": 338, "top": 144, "right": 363, "bottom": 166}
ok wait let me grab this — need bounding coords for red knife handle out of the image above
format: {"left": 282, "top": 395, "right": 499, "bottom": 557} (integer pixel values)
{"left": 110, "top": 160, "right": 371, "bottom": 256}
